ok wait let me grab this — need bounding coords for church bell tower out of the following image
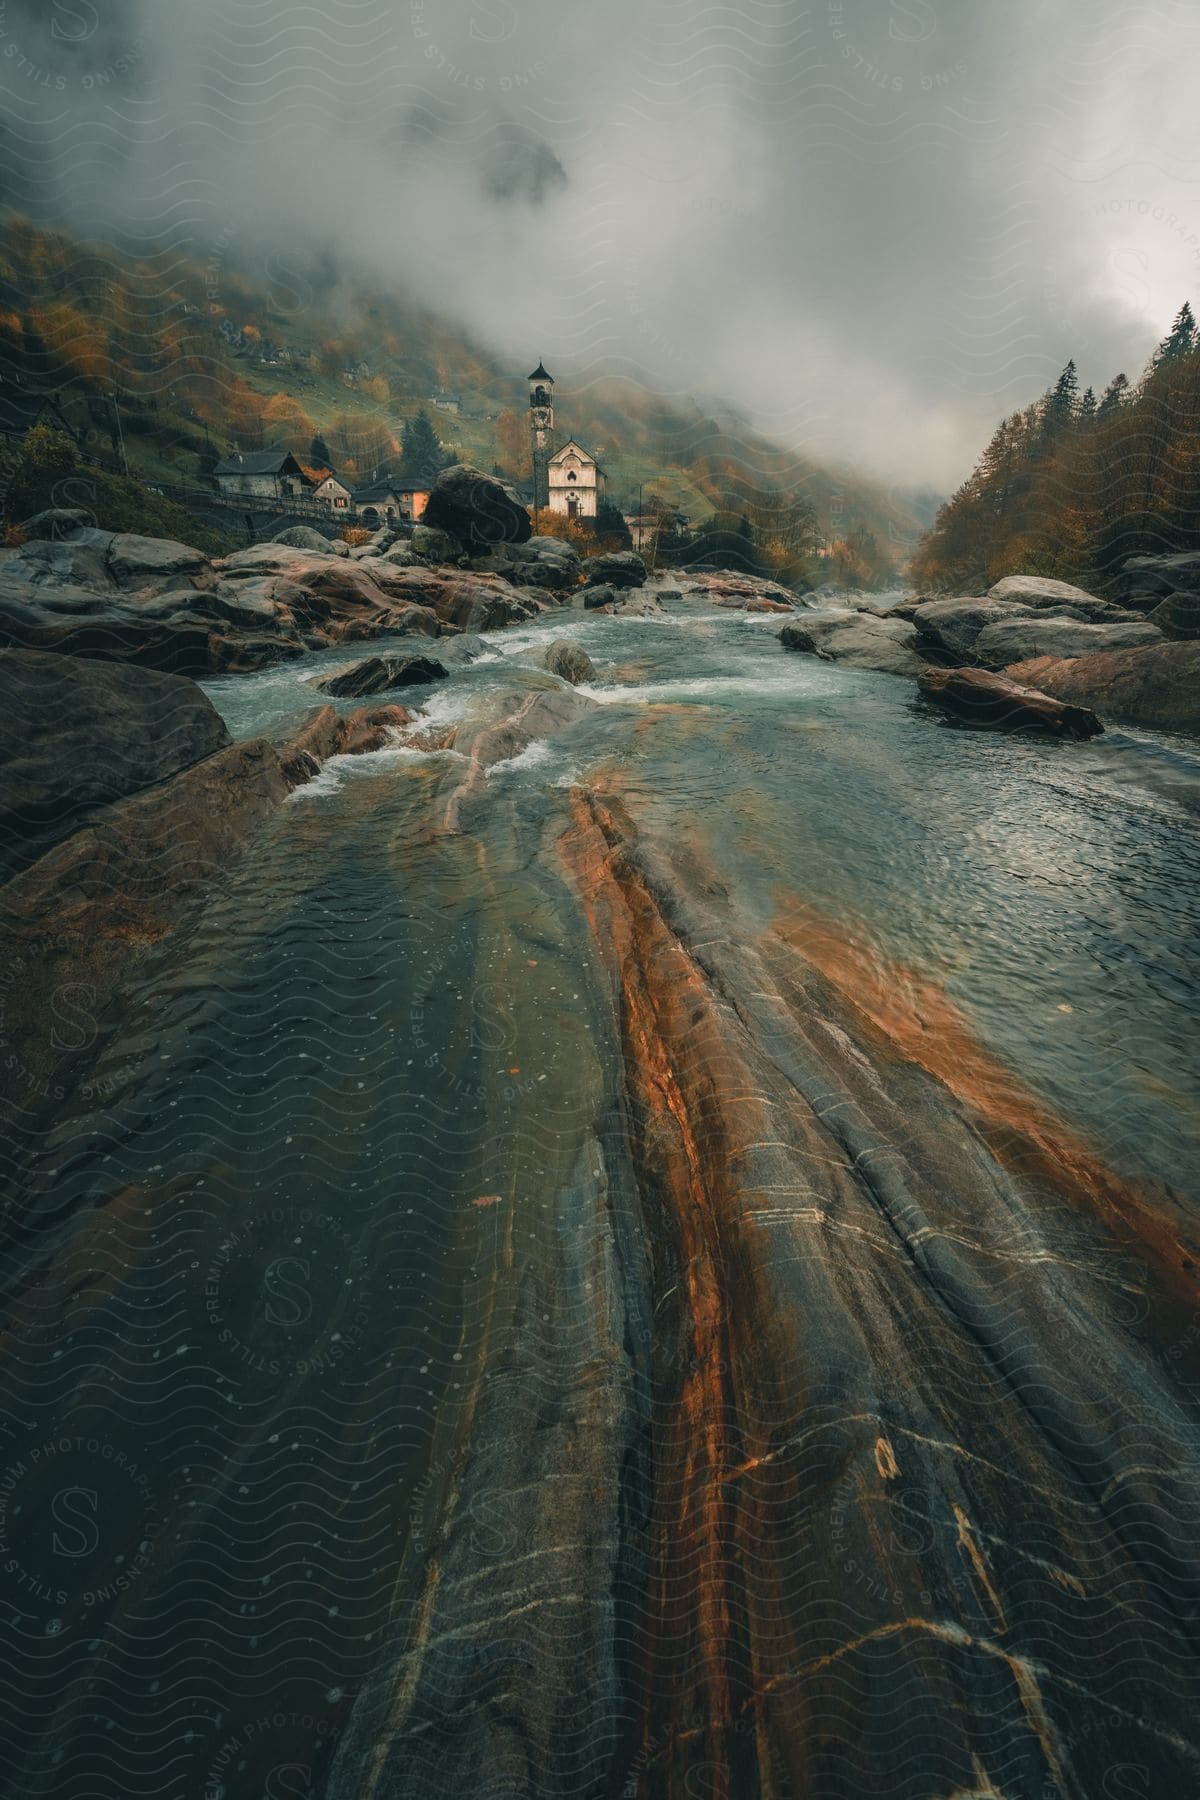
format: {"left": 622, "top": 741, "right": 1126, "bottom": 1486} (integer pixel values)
{"left": 528, "top": 361, "right": 554, "bottom": 512}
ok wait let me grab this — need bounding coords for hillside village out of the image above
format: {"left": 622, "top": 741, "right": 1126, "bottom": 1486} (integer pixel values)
{"left": 0, "top": 218, "right": 927, "bottom": 583}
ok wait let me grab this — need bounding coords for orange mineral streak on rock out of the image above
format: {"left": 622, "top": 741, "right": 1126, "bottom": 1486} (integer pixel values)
{"left": 771, "top": 903, "right": 1200, "bottom": 1321}
{"left": 561, "top": 787, "right": 748, "bottom": 1792}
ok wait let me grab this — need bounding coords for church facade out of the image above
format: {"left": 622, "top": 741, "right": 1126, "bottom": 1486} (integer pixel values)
{"left": 528, "top": 362, "right": 605, "bottom": 520}
{"left": 547, "top": 440, "right": 604, "bottom": 520}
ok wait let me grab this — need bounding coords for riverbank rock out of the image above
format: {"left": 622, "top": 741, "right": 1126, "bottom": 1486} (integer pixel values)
{"left": 973, "top": 614, "right": 1163, "bottom": 670}
{"left": 0, "top": 525, "right": 556, "bottom": 674}
{"left": 781, "top": 613, "right": 920, "bottom": 676}
{"left": 682, "top": 571, "right": 799, "bottom": 610}
{"left": 421, "top": 464, "right": 531, "bottom": 550}
{"left": 913, "top": 597, "right": 1034, "bottom": 662}
{"left": 989, "top": 574, "right": 1104, "bottom": 609}
{"left": 411, "top": 522, "right": 464, "bottom": 562}
{"left": 542, "top": 640, "right": 597, "bottom": 685}
{"left": 1121, "top": 553, "right": 1200, "bottom": 638}
{"left": 312, "top": 655, "right": 448, "bottom": 697}
{"left": 582, "top": 551, "right": 646, "bottom": 590}
{"left": 1006, "top": 642, "right": 1200, "bottom": 733}
{"left": 609, "top": 590, "right": 666, "bottom": 618}
{"left": 272, "top": 525, "right": 331, "bottom": 550}
{"left": 499, "top": 536, "right": 581, "bottom": 589}
{"left": 0, "top": 648, "right": 231, "bottom": 884}
{"left": 917, "top": 666, "right": 1104, "bottom": 738}
{"left": 18, "top": 507, "right": 95, "bottom": 541}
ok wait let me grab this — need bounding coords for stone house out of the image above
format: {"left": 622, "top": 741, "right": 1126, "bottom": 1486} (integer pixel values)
{"left": 354, "top": 478, "right": 430, "bottom": 525}
{"left": 212, "top": 450, "right": 309, "bottom": 501}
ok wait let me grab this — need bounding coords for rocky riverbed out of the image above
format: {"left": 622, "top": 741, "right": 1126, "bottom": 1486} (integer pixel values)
{"left": 1, "top": 533, "right": 1199, "bottom": 1799}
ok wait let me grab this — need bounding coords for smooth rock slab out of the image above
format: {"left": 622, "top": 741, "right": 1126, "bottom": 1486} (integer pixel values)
{"left": 781, "top": 613, "right": 921, "bottom": 676}
{"left": 1006, "top": 642, "right": 1200, "bottom": 733}
{"left": 0, "top": 647, "right": 231, "bottom": 883}
{"left": 973, "top": 614, "right": 1163, "bottom": 670}
{"left": 989, "top": 573, "right": 1105, "bottom": 608}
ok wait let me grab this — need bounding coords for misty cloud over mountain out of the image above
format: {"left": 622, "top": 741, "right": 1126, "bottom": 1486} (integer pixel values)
{"left": 1, "top": 0, "right": 1198, "bottom": 489}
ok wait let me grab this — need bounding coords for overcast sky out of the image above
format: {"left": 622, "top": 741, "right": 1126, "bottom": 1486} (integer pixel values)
{"left": 3, "top": 0, "right": 1199, "bottom": 491}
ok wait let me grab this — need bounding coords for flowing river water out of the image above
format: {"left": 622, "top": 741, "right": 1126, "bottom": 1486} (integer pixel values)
{"left": 2, "top": 586, "right": 1199, "bottom": 1797}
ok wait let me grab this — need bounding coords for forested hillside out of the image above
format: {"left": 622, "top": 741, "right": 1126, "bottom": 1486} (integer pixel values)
{"left": 913, "top": 304, "right": 1200, "bottom": 594}
{"left": 0, "top": 215, "right": 923, "bottom": 579}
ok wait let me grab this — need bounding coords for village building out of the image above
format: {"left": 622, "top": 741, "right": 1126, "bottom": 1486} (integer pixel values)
{"left": 527, "top": 363, "right": 605, "bottom": 520}
{"left": 310, "top": 472, "right": 355, "bottom": 512}
{"left": 548, "top": 440, "right": 605, "bottom": 521}
{"left": 212, "top": 450, "right": 308, "bottom": 501}
{"left": 355, "top": 477, "right": 431, "bottom": 525}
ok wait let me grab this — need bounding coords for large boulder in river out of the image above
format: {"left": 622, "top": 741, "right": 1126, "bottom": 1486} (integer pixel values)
{"left": 503, "top": 536, "right": 581, "bottom": 589}
{"left": 313, "top": 655, "right": 449, "bottom": 698}
{"left": 582, "top": 551, "right": 646, "bottom": 590}
{"left": 0, "top": 647, "right": 230, "bottom": 883}
{"left": 972, "top": 614, "right": 1162, "bottom": 671}
{"left": 913, "top": 598, "right": 1034, "bottom": 663}
{"left": 542, "top": 640, "right": 596, "bottom": 685}
{"left": 917, "top": 666, "right": 1103, "bottom": 739}
{"left": 1005, "top": 642, "right": 1200, "bottom": 734}
{"left": 421, "top": 464, "right": 531, "bottom": 551}
{"left": 780, "top": 613, "right": 920, "bottom": 676}
{"left": 988, "top": 574, "right": 1104, "bottom": 609}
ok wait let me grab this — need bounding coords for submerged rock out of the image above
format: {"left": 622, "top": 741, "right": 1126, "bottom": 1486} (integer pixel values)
{"left": 313, "top": 655, "right": 449, "bottom": 697}
{"left": 542, "top": 640, "right": 597, "bottom": 685}
{"left": 917, "top": 665, "right": 1104, "bottom": 737}
{"left": 421, "top": 464, "right": 531, "bottom": 551}
{"left": 1006, "top": 642, "right": 1200, "bottom": 733}
{"left": 341, "top": 703, "right": 412, "bottom": 754}
{"left": 781, "top": 613, "right": 920, "bottom": 676}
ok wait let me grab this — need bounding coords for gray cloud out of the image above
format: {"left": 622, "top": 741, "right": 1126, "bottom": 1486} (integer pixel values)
{"left": 2, "top": 0, "right": 1198, "bottom": 490}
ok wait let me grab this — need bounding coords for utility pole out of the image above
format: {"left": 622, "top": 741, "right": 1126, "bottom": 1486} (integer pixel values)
{"left": 111, "top": 387, "right": 129, "bottom": 477}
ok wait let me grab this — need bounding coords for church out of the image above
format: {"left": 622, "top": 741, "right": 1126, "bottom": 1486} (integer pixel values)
{"left": 528, "top": 362, "right": 605, "bottom": 521}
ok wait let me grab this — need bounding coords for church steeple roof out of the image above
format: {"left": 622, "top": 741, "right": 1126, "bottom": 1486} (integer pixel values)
{"left": 527, "top": 361, "right": 553, "bottom": 383}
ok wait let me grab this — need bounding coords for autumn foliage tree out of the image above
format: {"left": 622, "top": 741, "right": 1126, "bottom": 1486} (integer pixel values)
{"left": 912, "top": 302, "right": 1200, "bottom": 593}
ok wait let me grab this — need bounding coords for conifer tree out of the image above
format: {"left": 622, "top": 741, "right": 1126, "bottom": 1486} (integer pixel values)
{"left": 1154, "top": 301, "right": 1196, "bottom": 365}
{"left": 1097, "top": 373, "right": 1129, "bottom": 416}
{"left": 399, "top": 408, "right": 449, "bottom": 483}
